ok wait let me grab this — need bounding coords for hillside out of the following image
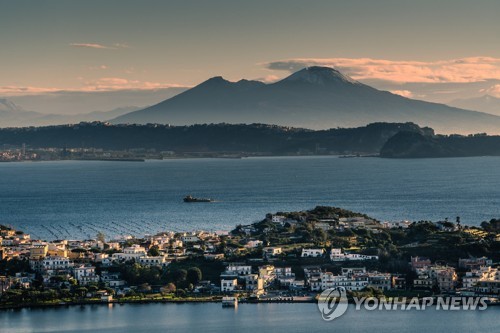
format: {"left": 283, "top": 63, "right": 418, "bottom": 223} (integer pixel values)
{"left": 380, "top": 131, "right": 500, "bottom": 158}
{"left": 0, "top": 122, "right": 432, "bottom": 154}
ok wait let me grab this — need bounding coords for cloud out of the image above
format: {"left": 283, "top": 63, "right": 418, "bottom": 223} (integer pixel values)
{"left": 254, "top": 74, "right": 280, "bottom": 83}
{"left": 69, "top": 43, "right": 130, "bottom": 50}
{"left": 264, "top": 57, "right": 500, "bottom": 84}
{"left": 70, "top": 43, "right": 111, "bottom": 49}
{"left": 0, "top": 79, "right": 188, "bottom": 96}
{"left": 83, "top": 77, "right": 186, "bottom": 91}
{"left": 390, "top": 90, "right": 413, "bottom": 98}
{"left": 0, "top": 86, "right": 63, "bottom": 95}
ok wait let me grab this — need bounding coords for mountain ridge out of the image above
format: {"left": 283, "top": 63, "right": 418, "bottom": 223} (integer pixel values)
{"left": 111, "top": 67, "right": 500, "bottom": 134}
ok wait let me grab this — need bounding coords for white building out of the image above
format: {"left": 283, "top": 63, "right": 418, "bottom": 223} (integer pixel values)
{"left": 275, "top": 267, "right": 295, "bottom": 286}
{"left": 271, "top": 215, "right": 286, "bottom": 224}
{"left": 320, "top": 271, "right": 369, "bottom": 291}
{"left": 42, "top": 256, "right": 73, "bottom": 273}
{"left": 138, "top": 256, "right": 170, "bottom": 267}
{"left": 221, "top": 278, "right": 238, "bottom": 292}
{"left": 226, "top": 263, "right": 252, "bottom": 275}
{"left": 181, "top": 235, "right": 199, "bottom": 243}
{"left": 112, "top": 245, "right": 147, "bottom": 261}
{"left": 330, "top": 248, "right": 378, "bottom": 261}
{"left": 301, "top": 248, "right": 325, "bottom": 258}
{"left": 245, "top": 240, "right": 263, "bottom": 248}
{"left": 74, "top": 265, "right": 99, "bottom": 285}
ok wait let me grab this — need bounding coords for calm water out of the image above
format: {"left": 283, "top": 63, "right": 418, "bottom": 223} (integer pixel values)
{"left": 0, "top": 156, "right": 499, "bottom": 240}
{"left": 0, "top": 303, "right": 499, "bottom": 333}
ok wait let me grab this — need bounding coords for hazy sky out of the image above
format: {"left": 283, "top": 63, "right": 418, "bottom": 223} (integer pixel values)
{"left": 1, "top": 0, "right": 500, "bottom": 102}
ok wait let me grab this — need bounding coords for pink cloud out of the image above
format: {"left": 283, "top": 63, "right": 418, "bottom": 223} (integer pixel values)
{"left": 390, "top": 90, "right": 413, "bottom": 98}
{"left": 70, "top": 43, "right": 111, "bottom": 49}
{"left": 0, "top": 86, "right": 63, "bottom": 95}
{"left": 265, "top": 57, "right": 500, "bottom": 83}
{"left": 69, "top": 43, "right": 130, "bottom": 50}
{"left": 83, "top": 77, "right": 186, "bottom": 91}
{"left": 0, "top": 79, "right": 188, "bottom": 96}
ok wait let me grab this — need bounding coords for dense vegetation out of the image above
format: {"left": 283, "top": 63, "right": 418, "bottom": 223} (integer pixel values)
{"left": 0, "top": 122, "right": 431, "bottom": 154}
{"left": 381, "top": 131, "right": 500, "bottom": 158}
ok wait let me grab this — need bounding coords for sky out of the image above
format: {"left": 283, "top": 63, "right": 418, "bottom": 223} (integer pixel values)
{"left": 1, "top": 0, "right": 500, "bottom": 111}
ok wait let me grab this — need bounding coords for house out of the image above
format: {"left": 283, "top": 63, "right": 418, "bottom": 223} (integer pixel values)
{"left": 226, "top": 263, "right": 252, "bottom": 276}
{"left": 320, "top": 271, "right": 369, "bottom": 291}
{"left": 301, "top": 248, "right": 325, "bottom": 258}
{"left": 410, "top": 256, "right": 432, "bottom": 271}
{"left": 74, "top": 265, "right": 99, "bottom": 285}
{"left": 431, "top": 266, "right": 457, "bottom": 291}
{"left": 138, "top": 256, "right": 170, "bottom": 267}
{"left": 29, "top": 243, "right": 48, "bottom": 259}
{"left": 245, "top": 240, "right": 263, "bottom": 248}
{"left": 475, "top": 280, "right": 500, "bottom": 295}
{"left": 330, "top": 248, "right": 378, "bottom": 261}
{"left": 181, "top": 235, "right": 199, "bottom": 243}
{"left": 391, "top": 275, "right": 407, "bottom": 290}
{"left": 244, "top": 274, "right": 264, "bottom": 293}
{"left": 40, "top": 256, "right": 73, "bottom": 274}
{"left": 275, "top": 267, "right": 295, "bottom": 286}
{"left": 258, "top": 265, "right": 276, "bottom": 284}
{"left": 367, "top": 272, "right": 392, "bottom": 291}
{"left": 271, "top": 215, "right": 286, "bottom": 224}
{"left": 341, "top": 267, "right": 366, "bottom": 277}
{"left": 263, "top": 247, "right": 282, "bottom": 259}
{"left": 221, "top": 278, "right": 238, "bottom": 292}
{"left": 413, "top": 274, "right": 434, "bottom": 289}
{"left": 458, "top": 257, "right": 493, "bottom": 270}
{"left": 204, "top": 253, "right": 225, "bottom": 260}
{"left": 111, "top": 245, "right": 147, "bottom": 261}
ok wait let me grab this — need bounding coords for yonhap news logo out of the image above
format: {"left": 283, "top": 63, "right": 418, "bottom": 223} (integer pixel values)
{"left": 317, "top": 287, "right": 348, "bottom": 321}
{"left": 318, "top": 288, "right": 489, "bottom": 321}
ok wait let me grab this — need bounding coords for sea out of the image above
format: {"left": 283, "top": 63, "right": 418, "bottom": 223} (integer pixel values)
{"left": 1, "top": 156, "right": 500, "bottom": 332}
{"left": 0, "top": 156, "right": 499, "bottom": 240}
{"left": 0, "top": 303, "right": 499, "bottom": 333}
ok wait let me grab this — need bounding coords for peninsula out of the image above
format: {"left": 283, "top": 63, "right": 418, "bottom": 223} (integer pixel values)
{"left": 1, "top": 206, "right": 499, "bottom": 309}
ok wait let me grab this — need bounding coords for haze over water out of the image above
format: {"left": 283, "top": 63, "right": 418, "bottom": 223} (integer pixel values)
{"left": 1, "top": 156, "right": 499, "bottom": 240}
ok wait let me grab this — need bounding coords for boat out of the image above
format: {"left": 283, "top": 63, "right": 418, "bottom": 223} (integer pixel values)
{"left": 222, "top": 296, "right": 238, "bottom": 307}
{"left": 183, "top": 195, "right": 214, "bottom": 203}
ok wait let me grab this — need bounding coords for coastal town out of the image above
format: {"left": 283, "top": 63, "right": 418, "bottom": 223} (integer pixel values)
{"left": 0, "top": 206, "right": 499, "bottom": 308}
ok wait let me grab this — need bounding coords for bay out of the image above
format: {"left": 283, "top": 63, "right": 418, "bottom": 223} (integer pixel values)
{"left": 0, "top": 156, "right": 499, "bottom": 240}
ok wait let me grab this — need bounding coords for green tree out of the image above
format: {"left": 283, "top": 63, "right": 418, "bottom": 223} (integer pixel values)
{"left": 172, "top": 269, "right": 187, "bottom": 283}
{"left": 187, "top": 267, "right": 202, "bottom": 285}
{"left": 148, "top": 246, "right": 160, "bottom": 257}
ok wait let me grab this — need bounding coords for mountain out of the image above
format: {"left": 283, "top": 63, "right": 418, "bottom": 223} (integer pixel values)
{"left": 0, "top": 98, "right": 46, "bottom": 127}
{"left": 0, "top": 122, "right": 432, "bottom": 154}
{"left": 32, "top": 106, "right": 143, "bottom": 126}
{"left": 448, "top": 95, "right": 500, "bottom": 116}
{"left": 111, "top": 67, "right": 500, "bottom": 134}
{"left": 7, "top": 88, "right": 186, "bottom": 115}
{"left": 0, "top": 100, "right": 141, "bottom": 128}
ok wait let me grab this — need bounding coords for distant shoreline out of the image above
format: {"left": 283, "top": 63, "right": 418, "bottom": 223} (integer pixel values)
{"left": 0, "top": 154, "right": 381, "bottom": 164}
